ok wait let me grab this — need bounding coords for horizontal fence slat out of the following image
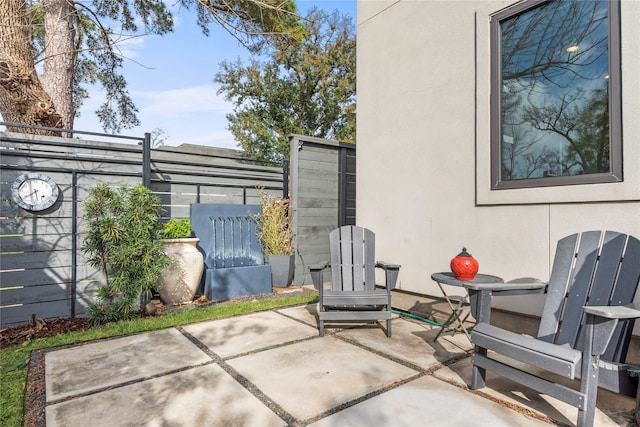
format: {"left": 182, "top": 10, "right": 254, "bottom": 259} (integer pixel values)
{"left": 2, "top": 283, "right": 70, "bottom": 305}
{"left": 0, "top": 234, "right": 73, "bottom": 252}
{"left": 0, "top": 217, "right": 74, "bottom": 235}
{"left": 1, "top": 199, "right": 74, "bottom": 218}
{"left": 1, "top": 278, "right": 100, "bottom": 305}
{"left": 1, "top": 265, "right": 102, "bottom": 288}
{"left": 2, "top": 155, "right": 144, "bottom": 174}
{"left": 0, "top": 250, "right": 76, "bottom": 270}
{"left": 0, "top": 300, "right": 73, "bottom": 326}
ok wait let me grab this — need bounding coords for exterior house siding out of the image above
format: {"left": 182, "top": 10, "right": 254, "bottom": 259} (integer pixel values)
{"left": 356, "top": 0, "right": 640, "bottom": 318}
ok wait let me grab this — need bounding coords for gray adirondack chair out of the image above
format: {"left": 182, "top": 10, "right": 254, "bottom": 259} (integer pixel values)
{"left": 309, "top": 226, "right": 400, "bottom": 337}
{"left": 470, "top": 230, "right": 640, "bottom": 427}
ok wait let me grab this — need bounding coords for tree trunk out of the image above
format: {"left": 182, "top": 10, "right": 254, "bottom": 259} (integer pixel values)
{"left": 0, "top": 0, "right": 63, "bottom": 135}
{"left": 41, "top": 0, "right": 76, "bottom": 131}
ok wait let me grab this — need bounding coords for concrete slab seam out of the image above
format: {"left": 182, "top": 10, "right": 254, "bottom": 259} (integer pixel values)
{"left": 178, "top": 323, "right": 321, "bottom": 361}
{"left": 333, "top": 332, "right": 430, "bottom": 375}
{"left": 45, "top": 361, "right": 216, "bottom": 406}
{"left": 175, "top": 325, "right": 223, "bottom": 361}
{"left": 175, "top": 323, "right": 323, "bottom": 425}
{"left": 173, "top": 317, "right": 431, "bottom": 426}
{"left": 273, "top": 307, "right": 318, "bottom": 328}
{"left": 430, "top": 373, "right": 558, "bottom": 426}
{"left": 186, "top": 341, "right": 298, "bottom": 426}
{"left": 299, "top": 370, "right": 425, "bottom": 426}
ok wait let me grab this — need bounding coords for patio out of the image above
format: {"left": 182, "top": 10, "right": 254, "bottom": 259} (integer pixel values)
{"left": 41, "top": 291, "right": 635, "bottom": 426}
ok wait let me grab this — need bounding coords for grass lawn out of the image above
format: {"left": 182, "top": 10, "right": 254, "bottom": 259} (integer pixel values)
{"left": 0, "top": 293, "right": 318, "bottom": 427}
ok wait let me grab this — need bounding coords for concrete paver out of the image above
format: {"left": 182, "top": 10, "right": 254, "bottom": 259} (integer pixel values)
{"left": 45, "top": 328, "right": 211, "bottom": 401}
{"left": 46, "top": 364, "right": 286, "bottom": 427}
{"left": 183, "top": 310, "right": 318, "bottom": 358}
{"left": 277, "top": 304, "right": 319, "bottom": 327}
{"left": 308, "top": 375, "right": 550, "bottom": 427}
{"left": 339, "top": 316, "right": 472, "bottom": 370}
{"left": 227, "top": 336, "right": 419, "bottom": 421}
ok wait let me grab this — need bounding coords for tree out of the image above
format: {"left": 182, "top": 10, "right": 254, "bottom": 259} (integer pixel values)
{"left": 524, "top": 84, "right": 609, "bottom": 175}
{"left": 215, "top": 7, "right": 355, "bottom": 162}
{"left": 0, "top": 0, "right": 302, "bottom": 136}
{"left": 150, "top": 128, "right": 168, "bottom": 148}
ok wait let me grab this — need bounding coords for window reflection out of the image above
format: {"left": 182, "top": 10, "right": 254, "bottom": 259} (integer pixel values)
{"left": 499, "top": 0, "right": 610, "bottom": 181}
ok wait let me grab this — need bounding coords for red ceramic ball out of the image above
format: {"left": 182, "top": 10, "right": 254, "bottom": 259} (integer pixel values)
{"left": 450, "top": 247, "right": 479, "bottom": 281}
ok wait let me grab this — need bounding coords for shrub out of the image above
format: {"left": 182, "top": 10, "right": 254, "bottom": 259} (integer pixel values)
{"left": 163, "top": 218, "right": 192, "bottom": 239}
{"left": 254, "top": 189, "right": 294, "bottom": 256}
{"left": 81, "top": 184, "right": 169, "bottom": 325}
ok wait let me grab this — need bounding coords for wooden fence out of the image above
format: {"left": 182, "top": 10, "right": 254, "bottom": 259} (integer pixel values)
{"left": 0, "top": 129, "right": 284, "bottom": 327}
{"left": 289, "top": 135, "right": 356, "bottom": 286}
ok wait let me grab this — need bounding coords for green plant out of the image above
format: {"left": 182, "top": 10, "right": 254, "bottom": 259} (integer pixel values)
{"left": 81, "top": 184, "right": 170, "bottom": 325}
{"left": 254, "top": 189, "right": 294, "bottom": 256}
{"left": 163, "top": 218, "right": 192, "bottom": 239}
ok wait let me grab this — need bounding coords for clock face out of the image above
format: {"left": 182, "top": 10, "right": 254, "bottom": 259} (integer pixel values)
{"left": 11, "top": 173, "right": 60, "bottom": 211}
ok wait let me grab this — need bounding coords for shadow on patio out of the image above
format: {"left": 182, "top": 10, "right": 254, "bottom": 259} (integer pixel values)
{"left": 40, "top": 291, "right": 635, "bottom": 427}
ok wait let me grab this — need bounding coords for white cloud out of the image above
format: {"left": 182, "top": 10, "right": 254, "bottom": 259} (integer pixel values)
{"left": 114, "top": 35, "right": 146, "bottom": 60}
{"left": 137, "top": 85, "right": 233, "bottom": 116}
{"left": 74, "top": 84, "right": 238, "bottom": 149}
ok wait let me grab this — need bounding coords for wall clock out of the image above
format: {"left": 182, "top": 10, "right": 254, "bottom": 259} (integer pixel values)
{"left": 11, "top": 173, "right": 60, "bottom": 211}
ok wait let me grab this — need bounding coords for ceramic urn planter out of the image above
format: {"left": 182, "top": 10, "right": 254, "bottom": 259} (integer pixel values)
{"left": 158, "top": 238, "right": 204, "bottom": 304}
{"left": 450, "top": 247, "right": 479, "bottom": 281}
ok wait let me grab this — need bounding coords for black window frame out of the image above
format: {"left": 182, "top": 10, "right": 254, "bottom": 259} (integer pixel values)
{"left": 490, "top": 0, "right": 623, "bottom": 190}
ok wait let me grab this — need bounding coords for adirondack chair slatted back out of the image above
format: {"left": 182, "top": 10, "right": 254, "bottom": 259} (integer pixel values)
{"left": 329, "top": 226, "right": 376, "bottom": 292}
{"left": 537, "top": 231, "right": 640, "bottom": 362}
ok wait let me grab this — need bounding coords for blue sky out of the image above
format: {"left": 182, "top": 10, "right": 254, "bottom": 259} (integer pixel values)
{"left": 74, "top": 1, "right": 356, "bottom": 149}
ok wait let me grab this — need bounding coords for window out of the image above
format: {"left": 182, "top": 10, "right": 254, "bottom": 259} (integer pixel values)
{"left": 490, "top": 0, "right": 621, "bottom": 189}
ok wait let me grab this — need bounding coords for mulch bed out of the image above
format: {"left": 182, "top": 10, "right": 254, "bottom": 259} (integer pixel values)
{"left": 1, "top": 288, "right": 311, "bottom": 349}
{"left": 1, "top": 316, "right": 91, "bottom": 349}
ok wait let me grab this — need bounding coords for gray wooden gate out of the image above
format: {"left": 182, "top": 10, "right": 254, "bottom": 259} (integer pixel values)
{"left": 288, "top": 135, "right": 356, "bottom": 286}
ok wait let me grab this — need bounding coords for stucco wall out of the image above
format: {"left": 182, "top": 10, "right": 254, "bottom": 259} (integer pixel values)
{"left": 356, "top": 0, "right": 640, "bottom": 317}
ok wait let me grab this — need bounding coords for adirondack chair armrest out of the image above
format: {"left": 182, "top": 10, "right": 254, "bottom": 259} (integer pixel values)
{"left": 375, "top": 261, "right": 400, "bottom": 270}
{"left": 582, "top": 304, "right": 640, "bottom": 356}
{"left": 309, "top": 262, "right": 330, "bottom": 272}
{"left": 583, "top": 303, "right": 640, "bottom": 320}
{"left": 506, "top": 277, "right": 547, "bottom": 286}
{"left": 463, "top": 277, "right": 546, "bottom": 323}
{"left": 376, "top": 261, "right": 401, "bottom": 290}
{"left": 309, "top": 262, "right": 330, "bottom": 292}
{"left": 463, "top": 278, "right": 546, "bottom": 293}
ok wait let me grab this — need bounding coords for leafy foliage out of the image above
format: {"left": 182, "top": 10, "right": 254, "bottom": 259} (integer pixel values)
{"left": 163, "top": 218, "right": 192, "bottom": 239}
{"left": 26, "top": 0, "right": 174, "bottom": 132}
{"left": 215, "top": 7, "right": 356, "bottom": 162}
{"left": 81, "top": 184, "right": 169, "bottom": 325}
{"left": 2, "top": 0, "right": 302, "bottom": 133}
{"left": 187, "top": 0, "right": 304, "bottom": 52}
{"left": 253, "top": 189, "right": 294, "bottom": 256}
